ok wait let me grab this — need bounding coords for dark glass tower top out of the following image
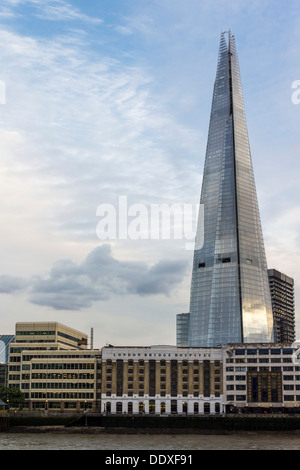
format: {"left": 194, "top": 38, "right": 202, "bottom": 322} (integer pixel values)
{"left": 188, "top": 32, "right": 274, "bottom": 347}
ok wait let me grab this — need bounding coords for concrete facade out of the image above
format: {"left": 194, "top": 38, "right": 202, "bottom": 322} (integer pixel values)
{"left": 7, "top": 322, "right": 101, "bottom": 412}
{"left": 101, "top": 345, "right": 223, "bottom": 415}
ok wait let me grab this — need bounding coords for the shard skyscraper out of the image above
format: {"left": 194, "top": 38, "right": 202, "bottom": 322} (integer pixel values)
{"left": 188, "top": 32, "right": 274, "bottom": 347}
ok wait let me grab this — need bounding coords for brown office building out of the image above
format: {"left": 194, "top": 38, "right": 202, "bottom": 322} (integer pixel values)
{"left": 268, "top": 269, "right": 295, "bottom": 343}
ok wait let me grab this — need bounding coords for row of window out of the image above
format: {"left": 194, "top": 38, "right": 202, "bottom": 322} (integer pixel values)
{"left": 106, "top": 368, "right": 220, "bottom": 376}
{"left": 28, "top": 382, "right": 94, "bottom": 389}
{"left": 16, "top": 330, "right": 55, "bottom": 336}
{"left": 30, "top": 392, "right": 94, "bottom": 399}
{"left": 226, "top": 358, "right": 294, "bottom": 363}
{"left": 227, "top": 395, "right": 300, "bottom": 402}
{"left": 104, "top": 391, "right": 222, "bottom": 398}
{"left": 30, "top": 373, "right": 95, "bottom": 380}
{"left": 234, "top": 348, "right": 294, "bottom": 355}
{"left": 106, "top": 375, "right": 220, "bottom": 383}
{"left": 105, "top": 401, "right": 222, "bottom": 414}
{"left": 226, "top": 375, "right": 300, "bottom": 381}
{"left": 226, "top": 366, "right": 299, "bottom": 371}
{"left": 105, "top": 383, "right": 221, "bottom": 390}
{"left": 31, "top": 363, "right": 95, "bottom": 370}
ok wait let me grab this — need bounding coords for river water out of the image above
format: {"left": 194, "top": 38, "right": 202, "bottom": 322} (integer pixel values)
{"left": 0, "top": 431, "right": 300, "bottom": 450}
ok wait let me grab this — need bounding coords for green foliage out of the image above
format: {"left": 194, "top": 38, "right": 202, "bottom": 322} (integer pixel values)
{"left": 0, "top": 386, "right": 25, "bottom": 405}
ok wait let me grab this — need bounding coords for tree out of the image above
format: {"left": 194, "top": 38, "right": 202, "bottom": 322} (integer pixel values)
{"left": 0, "top": 386, "right": 25, "bottom": 407}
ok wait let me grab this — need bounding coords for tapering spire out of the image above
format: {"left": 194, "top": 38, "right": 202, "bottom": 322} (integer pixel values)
{"left": 188, "top": 33, "right": 274, "bottom": 347}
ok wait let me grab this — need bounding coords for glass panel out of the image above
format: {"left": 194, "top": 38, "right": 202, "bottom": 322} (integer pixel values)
{"left": 188, "top": 32, "right": 274, "bottom": 346}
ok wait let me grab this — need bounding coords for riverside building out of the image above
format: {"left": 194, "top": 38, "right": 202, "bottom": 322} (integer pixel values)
{"left": 5, "top": 322, "right": 300, "bottom": 414}
{"left": 268, "top": 269, "right": 295, "bottom": 343}
{"left": 101, "top": 345, "right": 223, "bottom": 415}
{"left": 101, "top": 343, "right": 300, "bottom": 415}
{"left": 223, "top": 343, "right": 300, "bottom": 413}
{"left": 7, "top": 322, "right": 101, "bottom": 412}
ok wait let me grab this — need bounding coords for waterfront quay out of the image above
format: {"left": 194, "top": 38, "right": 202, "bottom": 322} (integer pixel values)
{"left": 3, "top": 411, "right": 300, "bottom": 433}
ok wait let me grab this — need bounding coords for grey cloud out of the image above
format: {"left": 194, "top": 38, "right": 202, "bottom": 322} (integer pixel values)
{"left": 28, "top": 244, "right": 188, "bottom": 310}
{"left": 0, "top": 275, "right": 28, "bottom": 293}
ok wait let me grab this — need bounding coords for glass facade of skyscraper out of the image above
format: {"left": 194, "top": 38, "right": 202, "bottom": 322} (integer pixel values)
{"left": 0, "top": 335, "right": 15, "bottom": 364}
{"left": 188, "top": 32, "right": 274, "bottom": 347}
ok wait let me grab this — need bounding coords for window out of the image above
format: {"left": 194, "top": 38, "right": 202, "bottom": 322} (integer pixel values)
{"left": 247, "top": 349, "right": 257, "bottom": 355}
{"left": 139, "top": 402, "right": 144, "bottom": 413}
{"left": 236, "top": 395, "right": 246, "bottom": 401}
{"left": 235, "top": 349, "right": 245, "bottom": 355}
{"left": 271, "top": 349, "right": 281, "bottom": 355}
{"left": 116, "top": 360, "right": 123, "bottom": 397}
{"left": 149, "top": 400, "right": 155, "bottom": 414}
{"left": 204, "top": 403, "right": 210, "bottom": 414}
{"left": 149, "top": 360, "right": 156, "bottom": 397}
{"left": 116, "top": 402, "right": 122, "bottom": 414}
{"left": 259, "top": 349, "right": 269, "bottom": 355}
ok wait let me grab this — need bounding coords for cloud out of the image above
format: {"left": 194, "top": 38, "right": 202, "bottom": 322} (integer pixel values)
{"left": 0, "top": 275, "right": 28, "bottom": 293}
{"left": 1, "top": 0, "right": 102, "bottom": 24}
{"left": 26, "top": 244, "right": 189, "bottom": 310}
{"left": 0, "top": 23, "right": 201, "bottom": 250}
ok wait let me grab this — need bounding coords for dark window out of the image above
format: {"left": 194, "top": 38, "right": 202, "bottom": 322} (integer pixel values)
{"left": 149, "top": 400, "right": 155, "bottom": 414}
{"left": 116, "top": 360, "right": 123, "bottom": 397}
{"left": 235, "top": 349, "right": 245, "bottom": 355}
{"left": 270, "top": 349, "right": 281, "bottom": 355}
{"left": 171, "top": 400, "right": 177, "bottom": 414}
{"left": 149, "top": 360, "right": 156, "bottom": 397}
{"left": 259, "top": 349, "right": 269, "bottom": 355}
{"left": 204, "top": 402, "right": 210, "bottom": 414}
{"left": 203, "top": 360, "right": 210, "bottom": 397}
{"left": 247, "top": 349, "right": 257, "bottom": 355}
{"left": 171, "top": 361, "right": 178, "bottom": 397}
{"left": 116, "top": 402, "right": 122, "bottom": 414}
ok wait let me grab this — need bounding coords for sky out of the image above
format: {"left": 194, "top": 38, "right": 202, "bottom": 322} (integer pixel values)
{"left": 0, "top": 0, "right": 299, "bottom": 349}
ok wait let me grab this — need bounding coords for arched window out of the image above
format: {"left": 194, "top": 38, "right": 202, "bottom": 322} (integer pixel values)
{"left": 149, "top": 400, "right": 155, "bottom": 414}
{"left": 106, "top": 402, "right": 111, "bottom": 414}
{"left": 171, "top": 400, "right": 177, "bottom": 414}
{"left": 139, "top": 402, "right": 144, "bottom": 413}
{"left": 194, "top": 402, "right": 199, "bottom": 414}
{"left": 204, "top": 402, "right": 210, "bottom": 414}
{"left": 116, "top": 402, "right": 122, "bottom": 414}
{"left": 161, "top": 402, "right": 166, "bottom": 414}
{"left": 215, "top": 402, "right": 220, "bottom": 414}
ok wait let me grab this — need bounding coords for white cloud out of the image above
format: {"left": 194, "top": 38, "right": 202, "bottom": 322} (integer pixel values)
{"left": 1, "top": 0, "right": 102, "bottom": 23}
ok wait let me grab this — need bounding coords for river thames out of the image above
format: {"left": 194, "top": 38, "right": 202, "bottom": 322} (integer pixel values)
{"left": 0, "top": 431, "right": 300, "bottom": 450}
